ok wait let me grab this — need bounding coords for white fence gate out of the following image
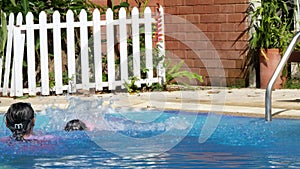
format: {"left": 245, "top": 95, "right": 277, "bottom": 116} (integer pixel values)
{"left": 0, "top": 6, "right": 165, "bottom": 97}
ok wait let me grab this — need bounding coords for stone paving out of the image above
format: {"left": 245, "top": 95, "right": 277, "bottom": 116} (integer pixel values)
{"left": 0, "top": 88, "right": 300, "bottom": 119}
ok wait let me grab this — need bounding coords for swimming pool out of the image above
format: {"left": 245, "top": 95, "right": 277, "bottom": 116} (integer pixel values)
{"left": 1, "top": 104, "right": 300, "bottom": 168}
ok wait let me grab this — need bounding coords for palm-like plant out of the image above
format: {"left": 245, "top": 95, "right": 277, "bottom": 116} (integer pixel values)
{"left": 248, "top": 0, "right": 295, "bottom": 56}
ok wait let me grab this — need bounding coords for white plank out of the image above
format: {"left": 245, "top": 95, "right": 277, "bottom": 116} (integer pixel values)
{"left": 156, "top": 6, "right": 166, "bottom": 84}
{"left": 144, "top": 7, "right": 153, "bottom": 86}
{"left": 93, "top": 9, "right": 103, "bottom": 91}
{"left": 53, "top": 11, "right": 63, "bottom": 94}
{"left": 3, "top": 13, "right": 14, "bottom": 96}
{"left": 26, "top": 12, "right": 36, "bottom": 95}
{"left": 66, "top": 10, "right": 76, "bottom": 93}
{"left": 39, "top": 11, "right": 49, "bottom": 95}
{"left": 79, "top": 9, "right": 89, "bottom": 90}
{"left": 11, "top": 12, "right": 25, "bottom": 96}
{"left": 106, "top": 8, "right": 115, "bottom": 90}
{"left": 119, "top": 8, "right": 128, "bottom": 88}
{"left": 131, "top": 7, "right": 141, "bottom": 87}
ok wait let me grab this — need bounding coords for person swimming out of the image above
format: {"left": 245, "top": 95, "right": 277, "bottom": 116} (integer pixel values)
{"left": 64, "top": 119, "right": 87, "bottom": 131}
{"left": 5, "top": 102, "right": 35, "bottom": 141}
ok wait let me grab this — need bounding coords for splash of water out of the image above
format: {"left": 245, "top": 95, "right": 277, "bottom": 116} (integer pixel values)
{"left": 39, "top": 96, "right": 197, "bottom": 157}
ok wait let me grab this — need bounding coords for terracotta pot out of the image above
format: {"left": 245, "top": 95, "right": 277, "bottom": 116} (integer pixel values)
{"left": 259, "top": 48, "right": 282, "bottom": 89}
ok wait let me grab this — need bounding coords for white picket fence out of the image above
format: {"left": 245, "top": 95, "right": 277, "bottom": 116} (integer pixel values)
{"left": 0, "top": 6, "right": 165, "bottom": 96}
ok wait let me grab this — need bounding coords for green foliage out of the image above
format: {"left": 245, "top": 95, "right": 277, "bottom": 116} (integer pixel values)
{"left": 49, "top": 71, "right": 73, "bottom": 89}
{"left": 124, "top": 76, "right": 139, "bottom": 93}
{"left": 0, "top": 11, "right": 7, "bottom": 57}
{"left": 283, "top": 77, "right": 300, "bottom": 89}
{"left": 165, "top": 60, "right": 203, "bottom": 86}
{"left": 247, "top": 0, "right": 295, "bottom": 52}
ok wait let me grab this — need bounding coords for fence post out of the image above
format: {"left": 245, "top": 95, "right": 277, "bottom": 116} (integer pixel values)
{"left": 79, "top": 9, "right": 90, "bottom": 90}
{"left": 156, "top": 5, "right": 166, "bottom": 84}
{"left": 66, "top": 10, "right": 76, "bottom": 93}
{"left": 3, "top": 13, "right": 14, "bottom": 96}
{"left": 53, "top": 11, "right": 63, "bottom": 94}
{"left": 119, "top": 8, "right": 129, "bottom": 88}
{"left": 144, "top": 7, "right": 153, "bottom": 86}
{"left": 93, "top": 9, "right": 103, "bottom": 91}
{"left": 39, "top": 11, "right": 50, "bottom": 95}
{"left": 26, "top": 12, "right": 37, "bottom": 96}
{"left": 131, "top": 7, "right": 141, "bottom": 87}
{"left": 11, "top": 12, "right": 25, "bottom": 97}
{"left": 106, "top": 8, "right": 116, "bottom": 90}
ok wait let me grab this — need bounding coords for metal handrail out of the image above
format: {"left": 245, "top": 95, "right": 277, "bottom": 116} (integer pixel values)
{"left": 265, "top": 31, "right": 300, "bottom": 121}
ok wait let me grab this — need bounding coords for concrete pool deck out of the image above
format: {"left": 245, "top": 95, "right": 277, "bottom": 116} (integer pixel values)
{"left": 0, "top": 88, "right": 300, "bottom": 118}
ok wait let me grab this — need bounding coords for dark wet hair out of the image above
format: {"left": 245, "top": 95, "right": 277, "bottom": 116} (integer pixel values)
{"left": 64, "top": 119, "right": 87, "bottom": 131}
{"left": 5, "top": 102, "right": 35, "bottom": 141}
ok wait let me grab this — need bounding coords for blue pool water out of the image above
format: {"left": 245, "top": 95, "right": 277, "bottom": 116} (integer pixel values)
{"left": 1, "top": 105, "right": 300, "bottom": 168}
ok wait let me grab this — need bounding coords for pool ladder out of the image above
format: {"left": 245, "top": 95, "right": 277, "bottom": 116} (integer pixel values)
{"left": 265, "top": 31, "right": 300, "bottom": 121}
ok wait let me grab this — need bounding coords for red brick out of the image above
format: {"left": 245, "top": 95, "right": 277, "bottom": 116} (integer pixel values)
{"left": 164, "top": 6, "right": 178, "bottom": 14}
{"left": 165, "top": 24, "right": 179, "bottom": 32}
{"left": 166, "top": 41, "right": 179, "bottom": 49}
{"left": 228, "top": 13, "right": 245, "bottom": 22}
{"left": 164, "top": 0, "right": 184, "bottom": 7}
{"left": 172, "top": 49, "right": 186, "bottom": 59}
{"left": 234, "top": 41, "right": 247, "bottom": 50}
{"left": 185, "top": 14, "right": 200, "bottom": 23}
{"left": 196, "top": 23, "right": 208, "bottom": 32}
{"left": 213, "top": 41, "right": 235, "bottom": 50}
{"left": 221, "top": 23, "right": 236, "bottom": 32}
{"left": 185, "top": 59, "right": 195, "bottom": 68}
{"left": 222, "top": 60, "right": 236, "bottom": 68}
{"left": 207, "top": 24, "right": 221, "bottom": 32}
{"left": 214, "top": 32, "right": 228, "bottom": 41}
{"left": 186, "top": 32, "right": 208, "bottom": 41}
{"left": 185, "top": 0, "right": 214, "bottom": 5}
{"left": 235, "top": 22, "right": 247, "bottom": 31}
{"left": 228, "top": 32, "right": 247, "bottom": 41}
{"left": 193, "top": 59, "right": 205, "bottom": 67}
{"left": 204, "top": 32, "right": 214, "bottom": 40}
{"left": 221, "top": 51, "right": 243, "bottom": 59}
{"left": 220, "top": 5, "right": 236, "bottom": 13}
{"left": 200, "top": 14, "right": 227, "bottom": 23}
{"left": 228, "top": 69, "right": 243, "bottom": 77}
{"left": 186, "top": 50, "right": 199, "bottom": 59}
{"left": 194, "top": 5, "right": 220, "bottom": 14}
{"left": 235, "top": 4, "right": 249, "bottom": 13}
{"left": 215, "top": 0, "right": 248, "bottom": 4}
{"left": 178, "top": 6, "right": 194, "bottom": 14}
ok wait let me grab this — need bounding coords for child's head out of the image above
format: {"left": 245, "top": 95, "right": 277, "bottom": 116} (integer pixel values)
{"left": 5, "top": 102, "right": 35, "bottom": 141}
{"left": 64, "top": 119, "right": 87, "bottom": 131}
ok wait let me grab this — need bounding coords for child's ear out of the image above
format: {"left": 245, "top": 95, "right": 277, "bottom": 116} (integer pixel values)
{"left": 32, "top": 118, "right": 35, "bottom": 125}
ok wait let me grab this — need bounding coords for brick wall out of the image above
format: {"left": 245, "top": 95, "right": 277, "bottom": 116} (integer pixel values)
{"left": 161, "top": 0, "right": 249, "bottom": 86}
{"left": 91, "top": 0, "right": 250, "bottom": 86}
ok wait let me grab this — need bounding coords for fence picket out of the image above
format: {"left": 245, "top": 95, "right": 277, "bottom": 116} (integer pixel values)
{"left": 26, "top": 12, "right": 36, "bottom": 96}
{"left": 131, "top": 7, "right": 141, "bottom": 87}
{"left": 144, "top": 7, "right": 153, "bottom": 86}
{"left": 53, "top": 11, "right": 63, "bottom": 94}
{"left": 119, "top": 8, "right": 128, "bottom": 88}
{"left": 156, "top": 6, "right": 166, "bottom": 84}
{"left": 11, "top": 12, "right": 25, "bottom": 96}
{"left": 106, "top": 8, "right": 115, "bottom": 90}
{"left": 93, "top": 9, "right": 103, "bottom": 91}
{"left": 66, "top": 10, "right": 76, "bottom": 93}
{"left": 3, "top": 13, "right": 14, "bottom": 96}
{"left": 39, "top": 11, "right": 50, "bottom": 95}
{"left": 79, "top": 9, "right": 89, "bottom": 90}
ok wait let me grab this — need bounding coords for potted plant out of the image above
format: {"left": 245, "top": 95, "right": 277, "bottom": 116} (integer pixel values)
{"left": 247, "top": 0, "right": 295, "bottom": 89}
